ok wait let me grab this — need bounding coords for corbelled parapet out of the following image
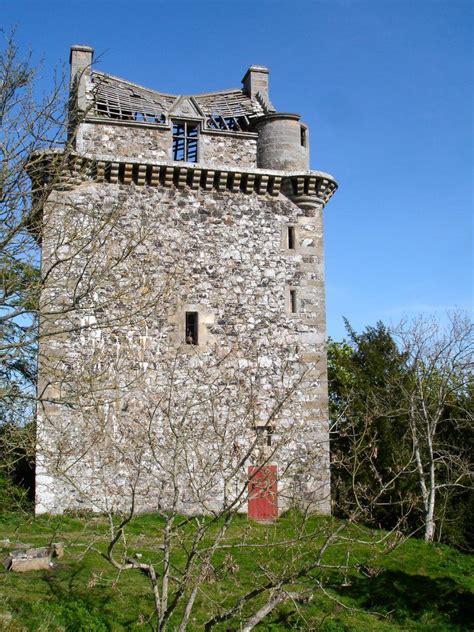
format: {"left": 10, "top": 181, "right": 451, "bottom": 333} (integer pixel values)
{"left": 28, "top": 150, "right": 337, "bottom": 205}
{"left": 280, "top": 175, "right": 334, "bottom": 215}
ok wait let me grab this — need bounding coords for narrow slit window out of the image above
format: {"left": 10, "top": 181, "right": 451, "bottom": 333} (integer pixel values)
{"left": 173, "top": 122, "right": 199, "bottom": 162}
{"left": 266, "top": 426, "right": 273, "bottom": 447}
{"left": 290, "top": 289, "right": 297, "bottom": 314}
{"left": 300, "top": 126, "right": 307, "bottom": 147}
{"left": 185, "top": 312, "right": 198, "bottom": 345}
{"left": 288, "top": 226, "right": 296, "bottom": 250}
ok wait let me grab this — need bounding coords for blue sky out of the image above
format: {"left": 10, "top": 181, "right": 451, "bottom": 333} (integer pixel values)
{"left": 4, "top": 0, "right": 473, "bottom": 340}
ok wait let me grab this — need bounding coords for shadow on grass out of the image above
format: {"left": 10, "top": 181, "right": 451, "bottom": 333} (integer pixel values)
{"left": 337, "top": 570, "right": 473, "bottom": 627}
{"left": 36, "top": 562, "right": 144, "bottom": 630}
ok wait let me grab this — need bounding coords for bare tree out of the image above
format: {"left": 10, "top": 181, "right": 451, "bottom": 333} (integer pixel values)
{"left": 1, "top": 34, "right": 422, "bottom": 630}
{"left": 0, "top": 30, "right": 172, "bottom": 500}
{"left": 0, "top": 29, "right": 71, "bottom": 500}
{"left": 35, "top": 279, "right": 344, "bottom": 631}
{"left": 50, "top": 337, "right": 401, "bottom": 631}
{"left": 393, "top": 312, "right": 473, "bottom": 542}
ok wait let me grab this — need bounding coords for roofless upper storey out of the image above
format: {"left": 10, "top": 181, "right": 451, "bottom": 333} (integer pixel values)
{"left": 69, "top": 44, "right": 336, "bottom": 182}
{"left": 71, "top": 45, "right": 274, "bottom": 128}
{"left": 91, "top": 67, "right": 272, "bottom": 132}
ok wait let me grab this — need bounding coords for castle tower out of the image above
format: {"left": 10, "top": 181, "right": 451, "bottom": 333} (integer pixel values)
{"left": 32, "top": 46, "right": 337, "bottom": 516}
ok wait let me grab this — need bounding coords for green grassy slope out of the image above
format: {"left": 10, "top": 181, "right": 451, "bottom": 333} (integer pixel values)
{"left": 0, "top": 512, "right": 472, "bottom": 631}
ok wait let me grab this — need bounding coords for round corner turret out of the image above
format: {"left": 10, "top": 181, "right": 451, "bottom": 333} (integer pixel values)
{"left": 253, "top": 113, "right": 309, "bottom": 171}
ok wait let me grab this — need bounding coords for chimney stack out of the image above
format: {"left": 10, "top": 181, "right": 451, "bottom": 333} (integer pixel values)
{"left": 70, "top": 45, "right": 94, "bottom": 111}
{"left": 242, "top": 65, "right": 270, "bottom": 106}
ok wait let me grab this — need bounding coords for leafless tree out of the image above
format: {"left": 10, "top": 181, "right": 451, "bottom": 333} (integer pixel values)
{"left": 392, "top": 312, "right": 473, "bottom": 542}
{"left": 0, "top": 29, "right": 71, "bottom": 495}
{"left": 1, "top": 33, "right": 421, "bottom": 630}
{"left": 329, "top": 312, "right": 473, "bottom": 544}
{"left": 45, "top": 334, "right": 402, "bottom": 631}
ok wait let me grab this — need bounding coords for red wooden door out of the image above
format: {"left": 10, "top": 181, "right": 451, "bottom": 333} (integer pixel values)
{"left": 248, "top": 465, "right": 278, "bottom": 522}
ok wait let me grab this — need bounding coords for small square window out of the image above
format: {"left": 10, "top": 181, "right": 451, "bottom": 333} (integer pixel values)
{"left": 173, "top": 122, "right": 199, "bottom": 162}
{"left": 185, "top": 312, "right": 198, "bottom": 345}
{"left": 256, "top": 425, "right": 274, "bottom": 447}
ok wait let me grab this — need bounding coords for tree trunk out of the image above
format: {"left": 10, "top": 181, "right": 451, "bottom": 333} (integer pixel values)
{"left": 424, "top": 449, "right": 436, "bottom": 542}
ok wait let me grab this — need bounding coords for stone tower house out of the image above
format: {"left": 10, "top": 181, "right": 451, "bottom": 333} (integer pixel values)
{"left": 33, "top": 45, "right": 337, "bottom": 515}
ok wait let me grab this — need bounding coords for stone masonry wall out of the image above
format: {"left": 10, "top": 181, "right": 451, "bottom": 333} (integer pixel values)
{"left": 77, "top": 122, "right": 258, "bottom": 168}
{"left": 77, "top": 122, "right": 171, "bottom": 161}
{"left": 199, "top": 132, "right": 257, "bottom": 167}
{"left": 36, "top": 181, "right": 330, "bottom": 516}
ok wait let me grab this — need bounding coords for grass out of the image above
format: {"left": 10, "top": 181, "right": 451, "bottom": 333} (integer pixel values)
{"left": 0, "top": 511, "right": 472, "bottom": 631}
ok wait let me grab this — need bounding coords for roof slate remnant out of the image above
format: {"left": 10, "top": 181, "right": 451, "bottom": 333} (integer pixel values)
{"left": 90, "top": 71, "right": 264, "bottom": 131}
{"left": 92, "top": 72, "right": 175, "bottom": 123}
{"left": 194, "top": 89, "right": 264, "bottom": 131}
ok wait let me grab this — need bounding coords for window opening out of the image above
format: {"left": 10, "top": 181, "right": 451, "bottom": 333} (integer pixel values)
{"left": 173, "top": 122, "right": 199, "bottom": 162}
{"left": 290, "top": 289, "right": 297, "bottom": 314}
{"left": 185, "top": 312, "right": 199, "bottom": 345}
{"left": 256, "top": 425, "right": 274, "bottom": 447}
{"left": 288, "top": 226, "right": 296, "bottom": 250}
{"left": 300, "top": 126, "right": 307, "bottom": 147}
{"left": 207, "top": 113, "right": 248, "bottom": 131}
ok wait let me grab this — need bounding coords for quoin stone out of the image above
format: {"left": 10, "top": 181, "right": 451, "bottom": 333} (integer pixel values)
{"left": 31, "top": 45, "right": 337, "bottom": 516}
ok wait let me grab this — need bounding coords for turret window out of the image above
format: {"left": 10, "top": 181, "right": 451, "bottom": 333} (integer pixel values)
{"left": 172, "top": 122, "right": 199, "bottom": 162}
{"left": 300, "top": 125, "right": 307, "bottom": 147}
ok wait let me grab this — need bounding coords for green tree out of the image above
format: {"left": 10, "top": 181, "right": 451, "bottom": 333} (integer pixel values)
{"left": 329, "top": 315, "right": 473, "bottom": 547}
{"left": 329, "top": 320, "right": 414, "bottom": 531}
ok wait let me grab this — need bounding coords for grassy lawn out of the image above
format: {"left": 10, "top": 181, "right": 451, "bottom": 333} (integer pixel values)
{"left": 0, "top": 511, "right": 472, "bottom": 631}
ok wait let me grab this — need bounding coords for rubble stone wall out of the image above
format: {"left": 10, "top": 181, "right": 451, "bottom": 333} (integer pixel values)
{"left": 200, "top": 132, "right": 257, "bottom": 167}
{"left": 77, "top": 121, "right": 171, "bottom": 161}
{"left": 77, "top": 123, "right": 258, "bottom": 169}
{"left": 36, "top": 181, "right": 330, "bottom": 516}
